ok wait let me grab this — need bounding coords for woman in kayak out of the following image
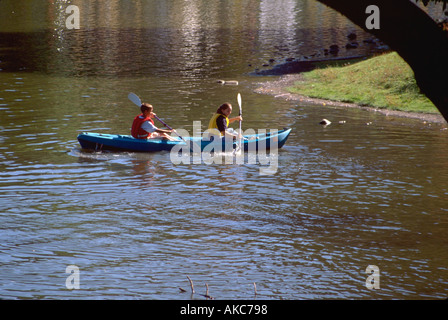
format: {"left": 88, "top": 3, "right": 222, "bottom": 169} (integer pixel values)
{"left": 131, "top": 103, "right": 177, "bottom": 141}
{"left": 207, "top": 103, "right": 242, "bottom": 139}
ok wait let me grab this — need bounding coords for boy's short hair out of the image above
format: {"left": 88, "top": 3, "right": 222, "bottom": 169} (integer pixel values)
{"left": 141, "top": 103, "right": 153, "bottom": 113}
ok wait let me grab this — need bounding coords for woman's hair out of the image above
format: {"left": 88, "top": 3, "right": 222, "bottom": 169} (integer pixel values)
{"left": 141, "top": 103, "right": 153, "bottom": 113}
{"left": 217, "top": 103, "right": 231, "bottom": 115}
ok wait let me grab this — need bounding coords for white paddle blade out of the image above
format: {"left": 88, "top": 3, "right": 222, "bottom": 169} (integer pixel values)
{"left": 128, "top": 92, "right": 142, "bottom": 106}
{"left": 237, "top": 93, "right": 242, "bottom": 151}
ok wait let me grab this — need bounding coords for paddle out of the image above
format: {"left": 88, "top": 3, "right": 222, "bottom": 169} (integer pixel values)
{"left": 127, "top": 92, "right": 188, "bottom": 143}
{"left": 235, "top": 93, "right": 243, "bottom": 153}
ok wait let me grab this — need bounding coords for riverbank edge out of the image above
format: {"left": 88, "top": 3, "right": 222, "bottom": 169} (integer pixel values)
{"left": 254, "top": 73, "right": 446, "bottom": 124}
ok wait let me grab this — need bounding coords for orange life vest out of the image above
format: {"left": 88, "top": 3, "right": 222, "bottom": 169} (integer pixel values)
{"left": 131, "top": 114, "right": 154, "bottom": 139}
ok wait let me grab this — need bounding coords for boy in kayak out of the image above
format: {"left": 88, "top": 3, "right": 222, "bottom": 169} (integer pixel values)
{"left": 207, "top": 103, "right": 242, "bottom": 139}
{"left": 131, "top": 103, "right": 178, "bottom": 141}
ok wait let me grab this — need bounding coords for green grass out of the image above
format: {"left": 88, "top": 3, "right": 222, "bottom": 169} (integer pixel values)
{"left": 287, "top": 52, "right": 438, "bottom": 114}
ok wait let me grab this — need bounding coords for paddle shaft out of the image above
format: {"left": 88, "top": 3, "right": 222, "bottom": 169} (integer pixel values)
{"left": 154, "top": 116, "right": 187, "bottom": 143}
{"left": 153, "top": 115, "right": 173, "bottom": 131}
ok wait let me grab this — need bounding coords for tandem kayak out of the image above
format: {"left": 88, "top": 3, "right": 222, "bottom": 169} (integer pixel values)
{"left": 77, "top": 128, "right": 292, "bottom": 153}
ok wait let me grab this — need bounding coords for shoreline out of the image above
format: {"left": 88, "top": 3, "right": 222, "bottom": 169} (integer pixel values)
{"left": 254, "top": 73, "right": 446, "bottom": 124}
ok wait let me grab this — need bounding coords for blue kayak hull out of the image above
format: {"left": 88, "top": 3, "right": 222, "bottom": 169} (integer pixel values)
{"left": 77, "top": 128, "right": 292, "bottom": 153}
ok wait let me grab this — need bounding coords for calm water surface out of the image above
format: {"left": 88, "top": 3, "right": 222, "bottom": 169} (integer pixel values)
{"left": 1, "top": 0, "right": 448, "bottom": 299}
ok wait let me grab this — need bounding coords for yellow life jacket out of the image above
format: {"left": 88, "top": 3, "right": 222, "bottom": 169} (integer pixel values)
{"left": 207, "top": 113, "right": 229, "bottom": 137}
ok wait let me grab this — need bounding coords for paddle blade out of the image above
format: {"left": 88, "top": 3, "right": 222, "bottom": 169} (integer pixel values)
{"left": 128, "top": 92, "right": 142, "bottom": 107}
{"left": 237, "top": 93, "right": 242, "bottom": 112}
{"left": 237, "top": 93, "right": 242, "bottom": 151}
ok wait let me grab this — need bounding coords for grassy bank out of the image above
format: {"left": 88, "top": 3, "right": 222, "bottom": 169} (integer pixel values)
{"left": 287, "top": 52, "right": 439, "bottom": 114}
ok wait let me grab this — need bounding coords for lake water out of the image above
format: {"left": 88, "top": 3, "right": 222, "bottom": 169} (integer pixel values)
{"left": 1, "top": 0, "right": 447, "bottom": 300}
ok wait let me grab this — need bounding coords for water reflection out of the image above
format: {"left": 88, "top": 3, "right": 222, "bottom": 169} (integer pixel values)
{"left": 259, "top": 0, "right": 301, "bottom": 54}
{"left": 0, "top": 0, "right": 381, "bottom": 77}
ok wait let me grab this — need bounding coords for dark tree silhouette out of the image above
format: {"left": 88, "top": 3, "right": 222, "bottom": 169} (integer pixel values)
{"left": 316, "top": 0, "right": 448, "bottom": 122}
